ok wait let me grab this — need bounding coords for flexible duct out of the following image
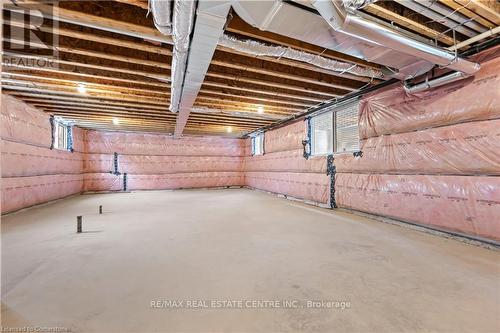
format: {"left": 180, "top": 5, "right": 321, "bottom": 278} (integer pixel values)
{"left": 218, "top": 34, "right": 384, "bottom": 78}
{"left": 311, "top": 0, "right": 480, "bottom": 76}
{"left": 148, "top": 0, "right": 172, "bottom": 35}
{"left": 169, "top": 0, "right": 196, "bottom": 113}
{"left": 342, "top": 0, "right": 378, "bottom": 10}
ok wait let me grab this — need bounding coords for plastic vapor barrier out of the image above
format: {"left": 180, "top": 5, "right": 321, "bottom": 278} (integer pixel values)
{"left": 336, "top": 173, "right": 500, "bottom": 241}
{"left": 244, "top": 119, "right": 330, "bottom": 204}
{"left": 2, "top": 174, "right": 84, "bottom": 213}
{"left": 336, "top": 119, "right": 500, "bottom": 175}
{"left": 246, "top": 172, "right": 329, "bottom": 204}
{"left": 127, "top": 172, "right": 244, "bottom": 190}
{"left": 244, "top": 150, "right": 326, "bottom": 173}
{"left": 264, "top": 121, "right": 305, "bottom": 153}
{"left": 84, "top": 154, "right": 243, "bottom": 174}
{"left": 1, "top": 95, "right": 52, "bottom": 146}
{"left": 2, "top": 140, "right": 84, "bottom": 177}
{"left": 1, "top": 95, "right": 84, "bottom": 214}
{"left": 84, "top": 130, "right": 245, "bottom": 156}
{"left": 359, "top": 57, "right": 500, "bottom": 139}
{"left": 81, "top": 130, "right": 246, "bottom": 192}
{"left": 83, "top": 173, "right": 124, "bottom": 192}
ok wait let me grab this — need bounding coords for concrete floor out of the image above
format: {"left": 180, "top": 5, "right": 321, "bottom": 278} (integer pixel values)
{"left": 1, "top": 189, "right": 499, "bottom": 333}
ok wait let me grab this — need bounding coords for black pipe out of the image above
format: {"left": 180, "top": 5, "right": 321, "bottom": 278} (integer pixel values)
{"left": 77, "top": 216, "right": 82, "bottom": 233}
{"left": 460, "top": 35, "right": 500, "bottom": 57}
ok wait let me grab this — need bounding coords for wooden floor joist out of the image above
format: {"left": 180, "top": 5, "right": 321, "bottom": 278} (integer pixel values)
{"left": 437, "top": 0, "right": 497, "bottom": 29}
{"left": 3, "top": 2, "right": 172, "bottom": 43}
{"left": 2, "top": 0, "right": 495, "bottom": 136}
{"left": 363, "top": 4, "right": 457, "bottom": 45}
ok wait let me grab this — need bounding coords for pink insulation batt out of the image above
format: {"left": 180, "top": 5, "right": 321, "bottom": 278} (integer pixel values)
{"left": 359, "top": 57, "right": 500, "bottom": 139}
{"left": 244, "top": 120, "right": 330, "bottom": 204}
{"left": 339, "top": 55, "right": 500, "bottom": 241}
{"left": 336, "top": 119, "right": 500, "bottom": 175}
{"left": 1, "top": 95, "right": 84, "bottom": 213}
{"left": 82, "top": 130, "right": 245, "bottom": 192}
{"left": 336, "top": 173, "right": 500, "bottom": 241}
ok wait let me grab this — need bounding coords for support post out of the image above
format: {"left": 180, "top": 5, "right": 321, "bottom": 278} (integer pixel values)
{"left": 99, "top": 205, "right": 102, "bottom": 214}
{"left": 77, "top": 216, "right": 82, "bottom": 233}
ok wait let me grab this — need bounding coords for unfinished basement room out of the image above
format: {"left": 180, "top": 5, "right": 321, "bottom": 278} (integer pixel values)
{"left": 1, "top": 0, "right": 499, "bottom": 332}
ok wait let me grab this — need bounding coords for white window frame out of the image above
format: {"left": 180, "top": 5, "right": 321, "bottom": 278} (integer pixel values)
{"left": 310, "top": 112, "right": 333, "bottom": 156}
{"left": 310, "top": 99, "right": 360, "bottom": 156}
{"left": 332, "top": 100, "right": 360, "bottom": 154}
{"left": 251, "top": 132, "right": 264, "bottom": 156}
{"left": 53, "top": 120, "right": 72, "bottom": 151}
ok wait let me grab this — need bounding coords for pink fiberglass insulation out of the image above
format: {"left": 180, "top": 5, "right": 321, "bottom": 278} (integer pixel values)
{"left": 336, "top": 119, "right": 500, "bottom": 175}
{"left": 358, "top": 57, "right": 500, "bottom": 139}
{"left": 1, "top": 95, "right": 52, "bottom": 146}
{"left": 244, "top": 149, "right": 326, "bottom": 174}
{"left": 245, "top": 172, "right": 329, "bottom": 204}
{"left": 335, "top": 173, "right": 500, "bottom": 241}
{"left": 84, "top": 154, "right": 243, "bottom": 174}
{"left": 1, "top": 95, "right": 85, "bottom": 214}
{"left": 72, "top": 127, "right": 85, "bottom": 152}
{"left": 264, "top": 120, "right": 305, "bottom": 153}
{"left": 2, "top": 140, "right": 84, "bottom": 177}
{"left": 2, "top": 174, "right": 84, "bottom": 213}
{"left": 244, "top": 120, "right": 329, "bottom": 204}
{"left": 127, "top": 172, "right": 245, "bottom": 190}
{"left": 84, "top": 130, "right": 245, "bottom": 156}
{"left": 81, "top": 130, "right": 246, "bottom": 192}
{"left": 83, "top": 173, "right": 124, "bottom": 192}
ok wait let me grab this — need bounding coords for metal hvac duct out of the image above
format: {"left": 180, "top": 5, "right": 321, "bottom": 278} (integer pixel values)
{"left": 404, "top": 71, "right": 469, "bottom": 94}
{"left": 311, "top": 0, "right": 480, "bottom": 76}
{"left": 231, "top": 0, "right": 437, "bottom": 79}
{"left": 174, "top": 0, "right": 233, "bottom": 137}
{"left": 232, "top": 0, "right": 480, "bottom": 88}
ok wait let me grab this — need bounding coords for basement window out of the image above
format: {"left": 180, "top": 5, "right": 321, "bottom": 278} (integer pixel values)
{"left": 251, "top": 132, "right": 264, "bottom": 156}
{"left": 333, "top": 100, "right": 360, "bottom": 153}
{"left": 53, "top": 119, "right": 73, "bottom": 151}
{"left": 310, "top": 99, "right": 360, "bottom": 155}
{"left": 311, "top": 112, "right": 333, "bottom": 156}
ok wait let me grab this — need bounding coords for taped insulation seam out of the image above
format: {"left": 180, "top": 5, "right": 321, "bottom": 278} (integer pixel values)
{"left": 335, "top": 173, "right": 500, "bottom": 242}
{"left": 336, "top": 119, "right": 500, "bottom": 176}
{"left": 2, "top": 174, "right": 84, "bottom": 214}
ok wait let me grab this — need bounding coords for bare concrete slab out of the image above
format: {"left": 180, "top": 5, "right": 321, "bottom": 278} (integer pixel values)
{"left": 1, "top": 189, "right": 499, "bottom": 332}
